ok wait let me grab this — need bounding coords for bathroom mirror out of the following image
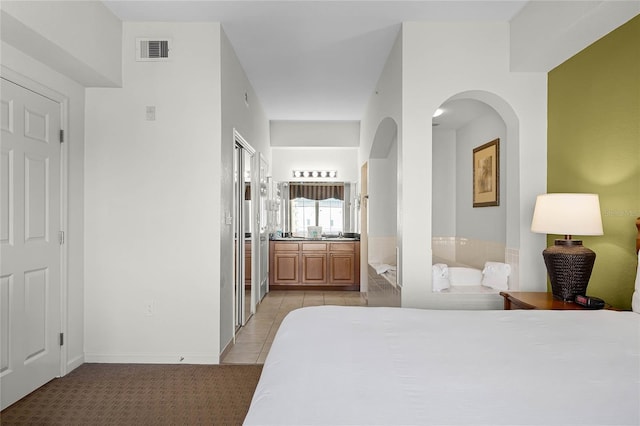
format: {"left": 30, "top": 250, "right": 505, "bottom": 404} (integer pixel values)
{"left": 274, "top": 181, "right": 359, "bottom": 235}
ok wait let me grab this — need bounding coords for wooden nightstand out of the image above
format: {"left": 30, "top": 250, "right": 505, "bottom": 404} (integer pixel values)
{"left": 499, "top": 291, "right": 612, "bottom": 310}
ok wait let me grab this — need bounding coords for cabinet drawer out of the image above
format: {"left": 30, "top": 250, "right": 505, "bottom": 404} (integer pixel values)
{"left": 302, "top": 243, "right": 327, "bottom": 251}
{"left": 274, "top": 242, "right": 299, "bottom": 251}
{"left": 329, "top": 242, "right": 354, "bottom": 252}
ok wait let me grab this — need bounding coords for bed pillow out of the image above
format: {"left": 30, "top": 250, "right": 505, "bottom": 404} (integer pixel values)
{"left": 632, "top": 251, "right": 640, "bottom": 314}
{"left": 481, "top": 262, "right": 511, "bottom": 291}
{"left": 432, "top": 264, "right": 450, "bottom": 291}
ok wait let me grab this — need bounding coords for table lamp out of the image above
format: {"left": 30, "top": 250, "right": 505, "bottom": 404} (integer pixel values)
{"left": 531, "top": 193, "right": 603, "bottom": 301}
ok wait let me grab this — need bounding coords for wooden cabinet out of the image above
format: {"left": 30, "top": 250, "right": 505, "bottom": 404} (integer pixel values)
{"left": 329, "top": 243, "right": 357, "bottom": 284}
{"left": 301, "top": 243, "right": 327, "bottom": 284}
{"left": 272, "top": 243, "right": 299, "bottom": 285}
{"left": 244, "top": 241, "right": 251, "bottom": 288}
{"left": 269, "top": 240, "right": 360, "bottom": 290}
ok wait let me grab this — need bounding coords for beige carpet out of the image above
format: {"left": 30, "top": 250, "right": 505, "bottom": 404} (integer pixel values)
{"left": 0, "top": 363, "right": 263, "bottom": 425}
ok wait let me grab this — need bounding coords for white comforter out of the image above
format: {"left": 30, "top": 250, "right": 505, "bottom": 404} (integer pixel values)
{"left": 244, "top": 306, "right": 640, "bottom": 425}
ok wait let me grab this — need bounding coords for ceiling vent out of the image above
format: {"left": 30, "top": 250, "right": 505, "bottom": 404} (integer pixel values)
{"left": 136, "top": 38, "right": 171, "bottom": 61}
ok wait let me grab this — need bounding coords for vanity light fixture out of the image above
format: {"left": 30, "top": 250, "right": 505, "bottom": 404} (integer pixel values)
{"left": 433, "top": 108, "right": 444, "bottom": 118}
{"left": 292, "top": 170, "right": 338, "bottom": 179}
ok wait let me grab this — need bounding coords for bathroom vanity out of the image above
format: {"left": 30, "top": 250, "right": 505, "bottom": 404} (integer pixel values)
{"left": 269, "top": 238, "right": 360, "bottom": 290}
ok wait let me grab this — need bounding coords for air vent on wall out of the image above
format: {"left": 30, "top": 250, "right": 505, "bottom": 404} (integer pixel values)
{"left": 136, "top": 38, "right": 171, "bottom": 61}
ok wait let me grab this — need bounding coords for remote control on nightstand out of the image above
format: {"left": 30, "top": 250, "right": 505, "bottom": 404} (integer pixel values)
{"left": 574, "top": 295, "right": 605, "bottom": 309}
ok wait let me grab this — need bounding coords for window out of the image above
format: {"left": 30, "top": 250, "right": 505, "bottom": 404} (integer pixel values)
{"left": 291, "top": 198, "right": 317, "bottom": 235}
{"left": 318, "top": 198, "right": 343, "bottom": 233}
{"left": 289, "top": 183, "right": 344, "bottom": 235}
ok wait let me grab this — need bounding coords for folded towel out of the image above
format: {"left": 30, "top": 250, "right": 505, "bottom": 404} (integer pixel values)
{"left": 481, "top": 262, "right": 511, "bottom": 290}
{"left": 373, "top": 263, "right": 395, "bottom": 275}
{"left": 432, "top": 263, "right": 449, "bottom": 278}
{"left": 432, "top": 263, "right": 450, "bottom": 292}
{"left": 483, "top": 261, "right": 511, "bottom": 274}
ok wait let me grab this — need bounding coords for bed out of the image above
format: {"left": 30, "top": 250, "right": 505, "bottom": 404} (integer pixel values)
{"left": 245, "top": 223, "right": 640, "bottom": 426}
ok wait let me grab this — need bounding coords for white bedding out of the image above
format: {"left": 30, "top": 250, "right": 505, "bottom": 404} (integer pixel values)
{"left": 245, "top": 306, "right": 640, "bottom": 426}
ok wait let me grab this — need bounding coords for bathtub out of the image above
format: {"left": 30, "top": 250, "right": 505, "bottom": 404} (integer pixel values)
{"left": 433, "top": 265, "right": 502, "bottom": 294}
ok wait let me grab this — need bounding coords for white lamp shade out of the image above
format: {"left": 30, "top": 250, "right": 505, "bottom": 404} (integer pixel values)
{"left": 531, "top": 193, "right": 603, "bottom": 236}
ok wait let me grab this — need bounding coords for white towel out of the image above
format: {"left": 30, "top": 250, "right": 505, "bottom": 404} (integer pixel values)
{"left": 373, "top": 263, "right": 395, "bottom": 275}
{"left": 481, "top": 262, "right": 511, "bottom": 290}
{"left": 432, "top": 263, "right": 449, "bottom": 278}
{"left": 432, "top": 264, "right": 450, "bottom": 291}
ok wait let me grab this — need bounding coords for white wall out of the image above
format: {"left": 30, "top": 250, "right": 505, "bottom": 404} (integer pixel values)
{"left": 271, "top": 147, "right": 358, "bottom": 183}
{"left": 401, "top": 22, "right": 548, "bottom": 308}
{"left": 359, "top": 32, "right": 403, "bottom": 292}
{"left": 455, "top": 112, "right": 507, "bottom": 242}
{"left": 431, "top": 128, "right": 456, "bottom": 237}
{"left": 219, "top": 28, "right": 270, "bottom": 353}
{"left": 1, "top": 42, "right": 86, "bottom": 373}
{"left": 270, "top": 120, "right": 360, "bottom": 188}
{"left": 368, "top": 137, "right": 397, "bottom": 238}
{"left": 368, "top": 136, "right": 398, "bottom": 265}
{"left": 85, "top": 22, "right": 222, "bottom": 363}
{"left": 359, "top": 34, "right": 402, "bottom": 172}
{"left": 0, "top": 1, "right": 121, "bottom": 86}
{"left": 510, "top": 1, "right": 640, "bottom": 72}
{"left": 1, "top": 0, "right": 123, "bottom": 374}
{"left": 364, "top": 22, "right": 549, "bottom": 309}
{"left": 270, "top": 121, "right": 360, "bottom": 147}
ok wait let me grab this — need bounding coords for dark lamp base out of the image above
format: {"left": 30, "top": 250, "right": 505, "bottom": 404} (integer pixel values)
{"left": 542, "top": 239, "right": 596, "bottom": 302}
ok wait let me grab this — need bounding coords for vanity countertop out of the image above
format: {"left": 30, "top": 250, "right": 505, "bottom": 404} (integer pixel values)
{"left": 270, "top": 237, "right": 359, "bottom": 241}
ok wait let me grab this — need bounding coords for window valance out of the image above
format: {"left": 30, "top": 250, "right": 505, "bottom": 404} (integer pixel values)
{"left": 289, "top": 183, "right": 344, "bottom": 201}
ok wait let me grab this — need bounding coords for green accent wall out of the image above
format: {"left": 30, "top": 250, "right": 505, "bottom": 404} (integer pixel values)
{"left": 548, "top": 15, "right": 640, "bottom": 310}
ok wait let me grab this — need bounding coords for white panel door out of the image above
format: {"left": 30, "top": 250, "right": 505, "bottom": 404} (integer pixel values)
{"left": 1, "top": 78, "right": 61, "bottom": 410}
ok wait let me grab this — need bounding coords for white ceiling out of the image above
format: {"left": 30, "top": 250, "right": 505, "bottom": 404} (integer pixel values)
{"left": 102, "top": 0, "right": 528, "bottom": 121}
{"left": 102, "top": 1, "right": 639, "bottom": 125}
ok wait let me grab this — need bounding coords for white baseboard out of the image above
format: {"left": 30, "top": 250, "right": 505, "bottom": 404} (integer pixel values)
{"left": 66, "top": 354, "right": 84, "bottom": 373}
{"left": 84, "top": 353, "right": 220, "bottom": 364}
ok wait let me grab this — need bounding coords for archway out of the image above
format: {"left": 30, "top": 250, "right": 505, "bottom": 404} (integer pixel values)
{"left": 431, "top": 91, "right": 520, "bottom": 290}
{"left": 366, "top": 117, "right": 400, "bottom": 306}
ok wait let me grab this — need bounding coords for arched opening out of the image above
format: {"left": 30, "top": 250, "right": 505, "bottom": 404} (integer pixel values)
{"left": 367, "top": 117, "right": 400, "bottom": 306}
{"left": 431, "top": 91, "right": 520, "bottom": 293}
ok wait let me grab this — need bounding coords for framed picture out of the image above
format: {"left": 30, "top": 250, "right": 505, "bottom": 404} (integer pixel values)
{"left": 473, "top": 138, "right": 499, "bottom": 207}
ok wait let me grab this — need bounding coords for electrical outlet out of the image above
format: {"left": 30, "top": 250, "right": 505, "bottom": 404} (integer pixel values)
{"left": 145, "top": 106, "right": 156, "bottom": 121}
{"left": 143, "top": 300, "right": 154, "bottom": 316}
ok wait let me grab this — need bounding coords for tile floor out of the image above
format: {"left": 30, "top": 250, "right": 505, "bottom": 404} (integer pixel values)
{"left": 221, "top": 290, "right": 368, "bottom": 364}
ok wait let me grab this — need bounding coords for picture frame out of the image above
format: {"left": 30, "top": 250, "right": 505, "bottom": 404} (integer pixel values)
{"left": 473, "top": 138, "right": 499, "bottom": 207}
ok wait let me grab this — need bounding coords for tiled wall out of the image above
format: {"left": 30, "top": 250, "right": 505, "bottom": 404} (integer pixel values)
{"left": 504, "top": 247, "right": 520, "bottom": 290}
{"left": 368, "top": 236, "right": 397, "bottom": 265}
{"left": 432, "top": 237, "right": 519, "bottom": 290}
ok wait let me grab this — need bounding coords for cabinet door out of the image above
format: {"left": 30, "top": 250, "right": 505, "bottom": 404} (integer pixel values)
{"left": 273, "top": 252, "right": 300, "bottom": 284}
{"left": 329, "top": 253, "right": 356, "bottom": 284}
{"left": 302, "top": 253, "right": 327, "bottom": 284}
